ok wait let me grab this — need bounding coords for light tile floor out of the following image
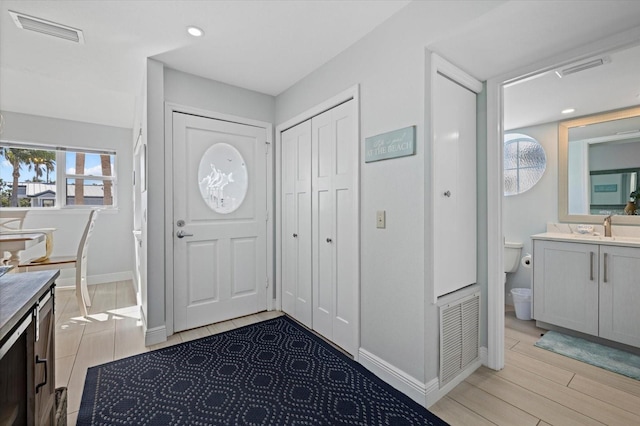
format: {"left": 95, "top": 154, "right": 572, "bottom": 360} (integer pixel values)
{"left": 54, "top": 281, "right": 282, "bottom": 425}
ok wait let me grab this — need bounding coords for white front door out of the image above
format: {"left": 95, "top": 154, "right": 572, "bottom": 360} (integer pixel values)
{"left": 173, "top": 112, "right": 268, "bottom": 332}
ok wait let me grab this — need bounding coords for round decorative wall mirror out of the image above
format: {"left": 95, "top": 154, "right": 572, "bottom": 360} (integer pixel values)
{"left": 198, "top": 143, "right": 248, "bottom": 214}
{"left": 503, "top": 133, "right": 547, "bottom": 196}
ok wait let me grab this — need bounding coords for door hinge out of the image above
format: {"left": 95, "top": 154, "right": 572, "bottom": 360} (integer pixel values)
{"left": 265, "top": 210, "right": 269, "bottom": 221}
{"left": 265, "top": 140, "right": 271, "bottom": 155}
{"left": 266, "top": 277, "right": 269, "bottom": 288}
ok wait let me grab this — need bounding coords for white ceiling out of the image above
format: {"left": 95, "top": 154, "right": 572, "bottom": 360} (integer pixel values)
{"left": 504, "top": 43, "right": 640, "bottom": 131}
{"left": 426, "top": 0, "right": 640, "bottom": 131}
{"left": 1, "top": 0, "right": 640, "bottom": 130}
{"left": 0, "top": 0, "right": 410, "bottom": 128}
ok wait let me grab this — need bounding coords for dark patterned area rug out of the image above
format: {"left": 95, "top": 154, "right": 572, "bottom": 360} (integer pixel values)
{"left": 78, "top": 315, "right": 447, "bottom": 425}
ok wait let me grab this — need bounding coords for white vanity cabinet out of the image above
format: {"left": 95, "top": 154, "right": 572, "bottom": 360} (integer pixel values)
{"left": 533, "top": 240, "right": 599, "bottom": 336}
{"left": 598, "top": 245, "right": 640, "bottom": 347}
{"left": 533, "top": 236, "right": 640, "bottom": 348}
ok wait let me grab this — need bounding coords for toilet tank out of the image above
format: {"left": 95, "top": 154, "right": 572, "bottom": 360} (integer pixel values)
{"left": 504, "top": 241, "right": 523, "bottom": 273}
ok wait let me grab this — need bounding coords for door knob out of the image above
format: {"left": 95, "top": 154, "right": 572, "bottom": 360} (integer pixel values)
{"left": 326, "top": 238, "right": 332, "bottom": 243}
{"left": 444, "top": 190, "right": 451, "bottom": 197}
{"left": 293, "top": 233, "right": 298, "bottom": 238}
{"left": 176, "top": 230, "right": 194, "bottom": 238}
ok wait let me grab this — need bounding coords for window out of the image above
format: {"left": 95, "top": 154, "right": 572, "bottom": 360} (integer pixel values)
{"left": 504, "top": 133, "right": 546, "bottom": 196}
{"left": 0, "top": 142, "right": 116, "bottom": 208}
{"left": 64, "top": 151, "right": 116, "bottom": 207}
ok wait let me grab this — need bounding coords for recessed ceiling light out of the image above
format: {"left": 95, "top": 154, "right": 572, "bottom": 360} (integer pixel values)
{"left": 561, "top": 108, "right": 575, "bottom": 114}
{"left": 187, "top": 26, "right": 204, "bottom": 37}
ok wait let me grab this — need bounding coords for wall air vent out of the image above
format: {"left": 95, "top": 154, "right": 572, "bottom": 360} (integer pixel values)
{"left": 555, "top": 56, "right": 610, "bottom": 78}
{"left": 9, "top": 10, "right": 84, "bottom": 43}
{"left": 439, "top": 290, "right": 480, "bottom": 387}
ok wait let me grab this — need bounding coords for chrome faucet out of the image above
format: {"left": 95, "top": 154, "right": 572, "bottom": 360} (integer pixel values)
{"left": 603, "top": 214, "right": 613, "bottom": 237}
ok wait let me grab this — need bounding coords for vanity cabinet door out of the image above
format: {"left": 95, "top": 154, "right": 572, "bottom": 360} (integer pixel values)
{"left": 599, "top": 245, "right": 640, "bottom": 347}
{"left": 533, "top": 240, "right": 599, "bottom": 335}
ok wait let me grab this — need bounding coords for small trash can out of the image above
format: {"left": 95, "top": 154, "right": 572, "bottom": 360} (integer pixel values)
{"left": 511, "top": 288, "right": 532, "bottom": 320}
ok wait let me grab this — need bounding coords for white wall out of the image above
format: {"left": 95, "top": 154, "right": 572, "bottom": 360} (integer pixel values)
{"left": 1, "top": 111, "right": 134, "bottom": 285}
{"left": 589, "top": 141, "right": 640, "bottom": 171}
{"left": 503, "top": 122, "right": 558, "bottom": 299}
{"left": 276, "top": 1, "right": 497, "bottom": 385}
{"left": 143, "top": 58, "right": 164, "bottom": 333}
{"left": 143, "top": 61, "right": 275, "bottom": 338}
{"left": 164, "top": 68, "right": 275, "bottom": 124}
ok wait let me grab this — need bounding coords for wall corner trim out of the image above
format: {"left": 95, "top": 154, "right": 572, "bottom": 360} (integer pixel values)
{"left": 144, "top": 325, "right": 167, "bottom": 347}
{"left": 358, "top": 348, "right": 427, "bottom": 406}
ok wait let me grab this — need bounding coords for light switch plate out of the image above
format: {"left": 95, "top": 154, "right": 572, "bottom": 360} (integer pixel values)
{"left": 376, "top": 210, "right": 386, "bottom": 229}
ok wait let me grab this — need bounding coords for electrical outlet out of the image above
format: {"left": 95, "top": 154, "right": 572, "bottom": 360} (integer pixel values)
{"left": 376, "top": 210, "right": 386, "bottom": 229}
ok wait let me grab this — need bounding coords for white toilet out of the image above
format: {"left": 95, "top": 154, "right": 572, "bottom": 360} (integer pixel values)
{"left": 504, "top": 241, "right": 523, "bottom": 276}
{"left": 504, "top": 241, "right": 532, "bottom": 320}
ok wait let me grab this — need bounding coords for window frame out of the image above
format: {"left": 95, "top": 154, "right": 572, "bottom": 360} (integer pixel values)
{"left": 0, "top": 140, "right": 118, "bottom": 209}
{"left": 503, "top": 132, "right": 547, "bottom": 196}
{"left": 57, "top": 150, "right": 118, "bottom": 209}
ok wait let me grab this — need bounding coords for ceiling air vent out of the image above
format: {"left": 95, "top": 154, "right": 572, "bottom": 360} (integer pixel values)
{"left": 555, "top": 56, "right": 610, "bottom": 78}
{"left": 9, "top": 10, "right": 84, "bottom": 43}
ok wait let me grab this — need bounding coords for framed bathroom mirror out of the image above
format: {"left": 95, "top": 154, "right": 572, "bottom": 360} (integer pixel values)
{"left": 559, "top": 106, "right": 640, "bottom": 224}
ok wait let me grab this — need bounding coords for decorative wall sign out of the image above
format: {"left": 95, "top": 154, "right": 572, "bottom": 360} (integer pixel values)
{"left": 365, "top": 125, "right": 416, "bottom": 163}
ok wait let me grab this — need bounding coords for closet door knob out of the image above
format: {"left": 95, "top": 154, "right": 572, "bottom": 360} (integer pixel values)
{"left": 326, "top": 238, "right": 332, "bottom": 243}
{"left": 444, "top": 190, "right": 451, "bottom": 197}
{"left": 293, "top": 233, "right": 298, "bottom": 238}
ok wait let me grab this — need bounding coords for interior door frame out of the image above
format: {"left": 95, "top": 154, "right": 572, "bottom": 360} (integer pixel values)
{"left": 485, "top": 28, "right": 640, "bottom": 370}
{"left": 164, "top": 103, "right": 274, "bottom": 336}
{"left": 274, "top": 84, "right": 360, "bottom": 343}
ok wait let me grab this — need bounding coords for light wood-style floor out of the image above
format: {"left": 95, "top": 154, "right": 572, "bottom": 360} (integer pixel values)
{"left": 56, "top": 284, "right": 640, "bottom": 426}
{"left": 54, "top": 281, "right": 282, "bottom": 425}
{"left": 430, "top": 305, "right": 640, "bottom": 425}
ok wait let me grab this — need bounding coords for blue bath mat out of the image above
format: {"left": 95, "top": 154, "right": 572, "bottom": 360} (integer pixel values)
{"left": 535, "top": 330, "right": 640, "bottom": 380}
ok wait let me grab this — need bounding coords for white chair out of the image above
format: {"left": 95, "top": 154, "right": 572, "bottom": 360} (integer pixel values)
{"left": 1, "top": 210, "right": 28, "bottom": 264}
{"left": 0, "top": 210, "right": 28, "bottom": 231}
{"left": 18, "top": 210, "right": 98, "bottom": 316}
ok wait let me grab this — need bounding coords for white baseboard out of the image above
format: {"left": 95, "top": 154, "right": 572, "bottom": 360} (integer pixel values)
{"left": 144, "top": 324, "right": 167, "bottom": 346}
{"left": 358, "top": 348, "right": 427, "bottom": 406}
{"left": 480, "top": 346, "right": 488, "bottom": 365}
{"left": 140, "top": 304, "right": 168, "bottom": 346}
{"left": 88, "top": 271, "right": 133, "bottom": 285}
{"left": 55, "top": 270, "right": 133, "bottom": 287}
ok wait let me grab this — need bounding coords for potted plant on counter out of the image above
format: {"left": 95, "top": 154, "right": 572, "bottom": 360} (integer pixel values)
{"left": 626, "top": 188, "right": 640, "bottom": 215}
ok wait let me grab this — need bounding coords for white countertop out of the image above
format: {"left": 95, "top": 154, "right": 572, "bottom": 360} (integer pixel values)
{"left": 531, "top": 232, "right": 640, "bottom": 248}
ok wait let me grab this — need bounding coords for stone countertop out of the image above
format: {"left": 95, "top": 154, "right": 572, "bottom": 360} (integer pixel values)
{"left": 531, "top": 232, "right": 640, "bottom": 248}
{"left": 0, "top": 270, "right": 59, "bottom": 344}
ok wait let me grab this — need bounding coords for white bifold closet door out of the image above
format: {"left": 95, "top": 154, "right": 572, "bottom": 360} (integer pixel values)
{"left": 281, "top": 99, "right": 358, "bottom": 356}
{"left": 281, "top": 120, "right": 313, "bottom": 328}
{"left": 311, "top": 100, "right": 358, "bottom": 355}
